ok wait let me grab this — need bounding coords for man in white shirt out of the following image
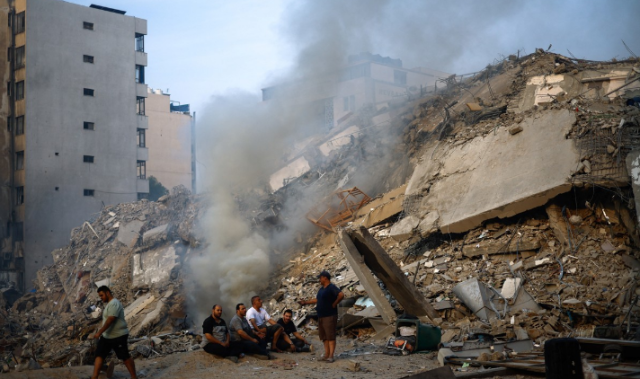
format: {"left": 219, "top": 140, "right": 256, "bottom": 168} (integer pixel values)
{"left": 246, "top": 296, "right": 284, "bottom": 352}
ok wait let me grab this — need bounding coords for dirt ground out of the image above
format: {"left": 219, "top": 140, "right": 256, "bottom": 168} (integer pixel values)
{"left": 3, "top": 337, "right": 535, "bottom": 379}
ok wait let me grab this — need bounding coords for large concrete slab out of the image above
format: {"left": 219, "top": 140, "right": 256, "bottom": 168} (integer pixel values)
{"left": 132, "top": 246, "right": 179, "bottom": 288}
{"left": 406, "top": 109, "right": 579, "bottom": 234}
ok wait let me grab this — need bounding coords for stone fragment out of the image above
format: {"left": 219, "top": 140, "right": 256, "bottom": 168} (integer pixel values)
{"left": 389, "top": 215, "right": 420, "bottom": 241}
{"left": 509, "top": 125, "right": 523, "bottom": 135}
{"left": 418, "top": 211, "right": 439, "bottom": 237}
{"left": 569, "top": 215, "right": 582, "bottom": 225}
{"left": 142, "top": 224, "right": 170, "bottom": 245}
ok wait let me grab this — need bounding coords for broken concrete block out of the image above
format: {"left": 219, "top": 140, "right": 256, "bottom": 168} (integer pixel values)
{"left": 117, "top": 220, "right": 144, "bottom": 247}
{"left": 418, "top": 211, "right": 439, "bottom": 237}
{"left": 466, "top": 103, "right": 482, "bottom": 111}
{"left": 389, "top": 215, "right": 421, "bottom": 241}
{"left": 509, "top": 125, "right": 523, "bottom": 135}
{"left": 132, "top": 246, "right": 179, "bottom": 288}
{"left": 142, "top": 224, "right": 169, "bottom": 246}
{"left": 501, "top": 278, "right": 522, "bottom": 299}
{"left": 462, "top": 239, "right": 540, "bottom": 258}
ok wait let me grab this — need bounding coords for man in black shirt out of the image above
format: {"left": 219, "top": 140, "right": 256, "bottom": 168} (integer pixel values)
{"left": 202, "top": 304, "right": 243, "bottom": 363}
{"left": 275, "top": 309, "right": 313, "bottom": 352}
{"left": 299, "top": 270, "right": 344, "bottom": 363}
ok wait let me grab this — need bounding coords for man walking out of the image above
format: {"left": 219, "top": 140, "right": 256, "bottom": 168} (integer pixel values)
{"left": 275, "top": 309, "right": 313, "bottom": 352}
{"left": 246, "top": 296, "right": 284, "bottom": 352}
{"left": 202, "top": 304, "right": 243, "bottom": 363}
{"left": 299, "top": 271, "right": 344, "bottom": 363}
{"left": 91, "top": 286, "right": 137, "bottom": 379}
{"left": 229, "top": 303, "right": 274, "bottom": 360}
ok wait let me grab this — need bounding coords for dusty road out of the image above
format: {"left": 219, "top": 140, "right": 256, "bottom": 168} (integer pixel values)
{"left": 1, "top": 338, "right": 531, "bottom": 379}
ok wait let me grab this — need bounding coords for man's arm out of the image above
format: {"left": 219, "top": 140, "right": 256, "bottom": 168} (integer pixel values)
{"left": 299, "top": 298, "right": 317, "bottom": 305}
{"left": 204, "top": 333, "right": 226, "bottom": 346}
{"left": 94, "top": 316, "right": 116, "bottom": 339}
{"left": 237, "top": 329, "right": 259, "bottom": 344}
{"left": 293, "top": 331, "right": 308, "bottom": 344}
{"left": 332, "top": 291, "right": 345, "bottom": 309}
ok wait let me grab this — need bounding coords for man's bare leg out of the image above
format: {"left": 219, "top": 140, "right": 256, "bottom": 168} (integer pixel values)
{"left": 323, "top": 340, "right": 330, "bottom": 360}
{"left": 123, "top": 357, "right": 137, "bottom": 379}
{"left": 272, "top": 327, "right": 283, "bottom": 351}
{"left": 91, "top": 356, "right": 103, "bottom": 379}
{"left": 328, "top": 340, "right": 336, "bottom": 360}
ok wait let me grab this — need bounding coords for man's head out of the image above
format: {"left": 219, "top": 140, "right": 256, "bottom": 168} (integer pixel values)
{"left": 212, "top": 304, "right": 222, "bottom": 319}
{"left": 318, "top": 270, "right": 331, "bottom": 286}
{"left": 96, "top": 285, "right": 113, "bottom": 303}
{"left": 251, "top": 295, "right": 262, "bottom": 309}
{"left": 236, "top": 303, "right": 247, "bottom": 317}
{"left": 283, "top": 309, "right": 293, "bottom": 323}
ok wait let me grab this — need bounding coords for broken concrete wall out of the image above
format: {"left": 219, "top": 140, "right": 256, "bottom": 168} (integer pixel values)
{"left": 406, "top": 109, "right": 579, "bottom": 234}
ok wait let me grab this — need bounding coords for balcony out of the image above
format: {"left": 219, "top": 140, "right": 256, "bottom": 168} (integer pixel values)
{"left": 136, "top": 83, "right": 147, "bottom": 98}
{"left": 137, "top": 114, "right": 148, "bottom": 129}
{"left": 135, "top": 51, "right": 147, "bottom": 66}
{"left": 136, "top": 178, "right": 149, "bottom": 193}
{"left": 137, "top": 146, "right": 148, "bottom": 161}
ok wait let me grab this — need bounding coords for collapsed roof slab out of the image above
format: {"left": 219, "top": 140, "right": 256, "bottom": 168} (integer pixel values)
{"left": 406, "top": 109, "right": 579, "bottom": 234}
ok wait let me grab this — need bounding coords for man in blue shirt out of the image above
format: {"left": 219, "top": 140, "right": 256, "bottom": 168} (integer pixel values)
{"left": 91, "top": 286, "right": 137, "bottom": 379}
{"left": 299, "top": 270, "right": 344, "bottom": 363}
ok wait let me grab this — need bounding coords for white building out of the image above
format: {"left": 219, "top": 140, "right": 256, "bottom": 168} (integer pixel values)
{"left": 0, "top": 0, "right": 148, "bottom": 290}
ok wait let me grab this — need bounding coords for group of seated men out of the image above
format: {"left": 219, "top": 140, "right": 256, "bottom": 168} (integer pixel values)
{"left": 202, "top": 295, "right": 313, "bottom": 362}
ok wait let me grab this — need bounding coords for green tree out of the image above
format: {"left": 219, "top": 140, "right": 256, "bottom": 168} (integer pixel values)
{"left": 148, "top": 176, "right": 169, "bottom": 201}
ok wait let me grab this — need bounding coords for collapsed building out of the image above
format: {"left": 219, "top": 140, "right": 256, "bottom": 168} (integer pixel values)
{"left": 2, "top": 49, "right": 640, "bottom": 376}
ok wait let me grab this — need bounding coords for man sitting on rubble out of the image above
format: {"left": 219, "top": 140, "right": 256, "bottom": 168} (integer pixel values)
{"left": 202, "top": 304, "right": 243, "bottom": 363}
{"left": 91, "top": 286, "right": 137, "bottom": 379}
{"left": 275, "top": 309, "right": 313, "bottom": 352}
{"left": 229, "top": 303, "right": 274, "bottom": 360}
{"left": 246, "top": 295, "right": 284, "bottom": 352}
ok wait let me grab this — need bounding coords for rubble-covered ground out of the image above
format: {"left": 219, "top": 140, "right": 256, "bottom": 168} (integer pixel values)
{"left": 1, "top": 50, "right": 640, "bottom": 378}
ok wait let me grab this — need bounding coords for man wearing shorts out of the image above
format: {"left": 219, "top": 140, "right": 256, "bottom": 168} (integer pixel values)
{"left": 299, "top": 270, "right": 344, "bottom": 363}
{"left": 91, "top": 286, "right": 137, "bottom": 379}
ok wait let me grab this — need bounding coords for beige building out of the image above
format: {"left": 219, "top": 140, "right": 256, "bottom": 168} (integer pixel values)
{"left": 0, "top": 0, "right": 148, "bottom": 290}
{"left": 145, "top": 88, "right": 195, "bottom": 193}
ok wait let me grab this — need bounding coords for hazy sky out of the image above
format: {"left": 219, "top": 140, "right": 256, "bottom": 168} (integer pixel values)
{"left": 69, "top": 0, "right": 640, "bottom": 113}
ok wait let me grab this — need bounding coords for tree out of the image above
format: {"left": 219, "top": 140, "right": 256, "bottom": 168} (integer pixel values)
{"left": 148, "top": 176, "right": 169, "bottom": 201}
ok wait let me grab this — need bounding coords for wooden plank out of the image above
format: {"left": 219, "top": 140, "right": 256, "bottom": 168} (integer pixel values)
{"left": 462, "top": 239, "right": 540, "bottom": 258}
{"left": 337, "top": 229, "right": 396, "bottom": 325}
{"left": 349, "top": 226, "right": 441, "bottom": 323}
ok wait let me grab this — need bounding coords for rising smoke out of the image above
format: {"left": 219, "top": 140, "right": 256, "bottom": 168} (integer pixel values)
{"left": 186, "top": 0, "right": 640, "bottom": 321}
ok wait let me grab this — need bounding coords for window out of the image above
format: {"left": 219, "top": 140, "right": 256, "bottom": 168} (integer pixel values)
{"left": 6, "top": 117, "right": 11, "bottom": 132}
{"left": 6, "top": 82, "right": 11, "bottom": 97}
{"left": 394, "top": 70, "right": 407, "bottom": 85}
{"left": 7, "top": 47, "right": 11, "bottom": 62}
{"left": 137, "top": 128, "right": 146, "bottom": 147}
{"left": 137, "top": 160, "right": 146, "bottom": 179}
{"left": 83, "top": 121, "right": 94, "bottom": 130}
{"left": 83, "top": 88, "right": 94, "bottom": 96}
{"left": 16, "top": 186, "right": 24, "bottom": 205}
{"left": 83, "top": 155, "right": 94, "bottom": 163}
{"left": 343, "top": 95, "right": 355, "bottom": 112}
{"left": 15, "top": 116, "right": 24, "bottom": 135}
{"left": 135, "top": 65, "right": 145, "bottom": 84}
{"left": 83, "top": 55, "right": 94, "bottom": 63}
{"left": 15, "top": 46, "right": 25, "bottom": 69}
{"left": 136, "top": 97, "right": 145, "bottom": 115}
{"left": 15, "top": 81, "right": 24, "bottom": 100}
{"left": 16, "top": 12, "right": 25, "bottom": 34}
{"left": 15, "top": 151, "right": 24, "bottom": 170}
{"left": 135, "top": 33, "right": 144, "bottom": 52}
{"left": 83, "top": 189, "right": 95, "bottom": 196}
{"left": 83, "top": 22, "right": 94, "bottom": 30}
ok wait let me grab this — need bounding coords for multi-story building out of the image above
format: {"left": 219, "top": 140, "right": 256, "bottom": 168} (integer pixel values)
{"left": 145, "top": 87, "right": 195, "bottom": 193}
{"left": 261, "top": 53, "right": 450, "bottom": 131}
{"left": 0, "top": 0, "right": 149, "bottom": 291}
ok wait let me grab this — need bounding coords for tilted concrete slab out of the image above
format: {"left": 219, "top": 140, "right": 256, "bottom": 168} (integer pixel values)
{"left": 132, "top": 245, "right": 179, "bottom": 288}
{"left": 406, "top": 109, "right": 579, "bottom": 234}
{"left": 117, "top": 220, "right": 144, "bottom": 247}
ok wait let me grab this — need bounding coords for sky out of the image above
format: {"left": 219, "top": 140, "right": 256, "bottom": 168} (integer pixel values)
{"left": 68, "top": 0, "right": 640, "bottom": 114}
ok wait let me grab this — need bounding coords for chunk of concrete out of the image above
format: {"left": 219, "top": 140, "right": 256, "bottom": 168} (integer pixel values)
{"left": 132, "top": 246, "right": 179, "bottom": 288}
{"left": 117, "top": 220, "right": 144, "bottom": 247}
{"left": 418, "top": 211, "right": 439, "bottom": 237}
{"left": 389, "top": 215, "right": 421, "bottom": 241}
{"left": 269, "top": 156, "right": 311, "bottom": 192}
{"left": 406, "top": 109, "right": 578, "bottom": 234}
{"left": 142, "top": 224, "right": 169, "bottom": 246}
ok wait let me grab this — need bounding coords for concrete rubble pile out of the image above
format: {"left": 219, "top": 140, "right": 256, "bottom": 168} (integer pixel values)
{"left": 265, "top": 50, "right": 640, "bottom": 358}
{"left": 0, "top": 185, "right": 207, "bottom": 372}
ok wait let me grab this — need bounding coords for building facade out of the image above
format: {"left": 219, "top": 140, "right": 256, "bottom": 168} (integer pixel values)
{"left": 261, "top": 53, "right": 450, "bottom": 131}
{"left": 145, "top": 88, "right": 195, "bottom": 193}
{"left": 0, "top": 0, "right": 149, "bottom": 290}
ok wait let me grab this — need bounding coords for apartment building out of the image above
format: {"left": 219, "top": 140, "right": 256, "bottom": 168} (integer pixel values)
{"left": 145, "top": 87, "right": 195, "bottom": 193}
{"left": 261, "top": 53, "right": 450, "bottom": 131}
{"left": 0, "top": 0, "right": 149, "bottom": 290}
